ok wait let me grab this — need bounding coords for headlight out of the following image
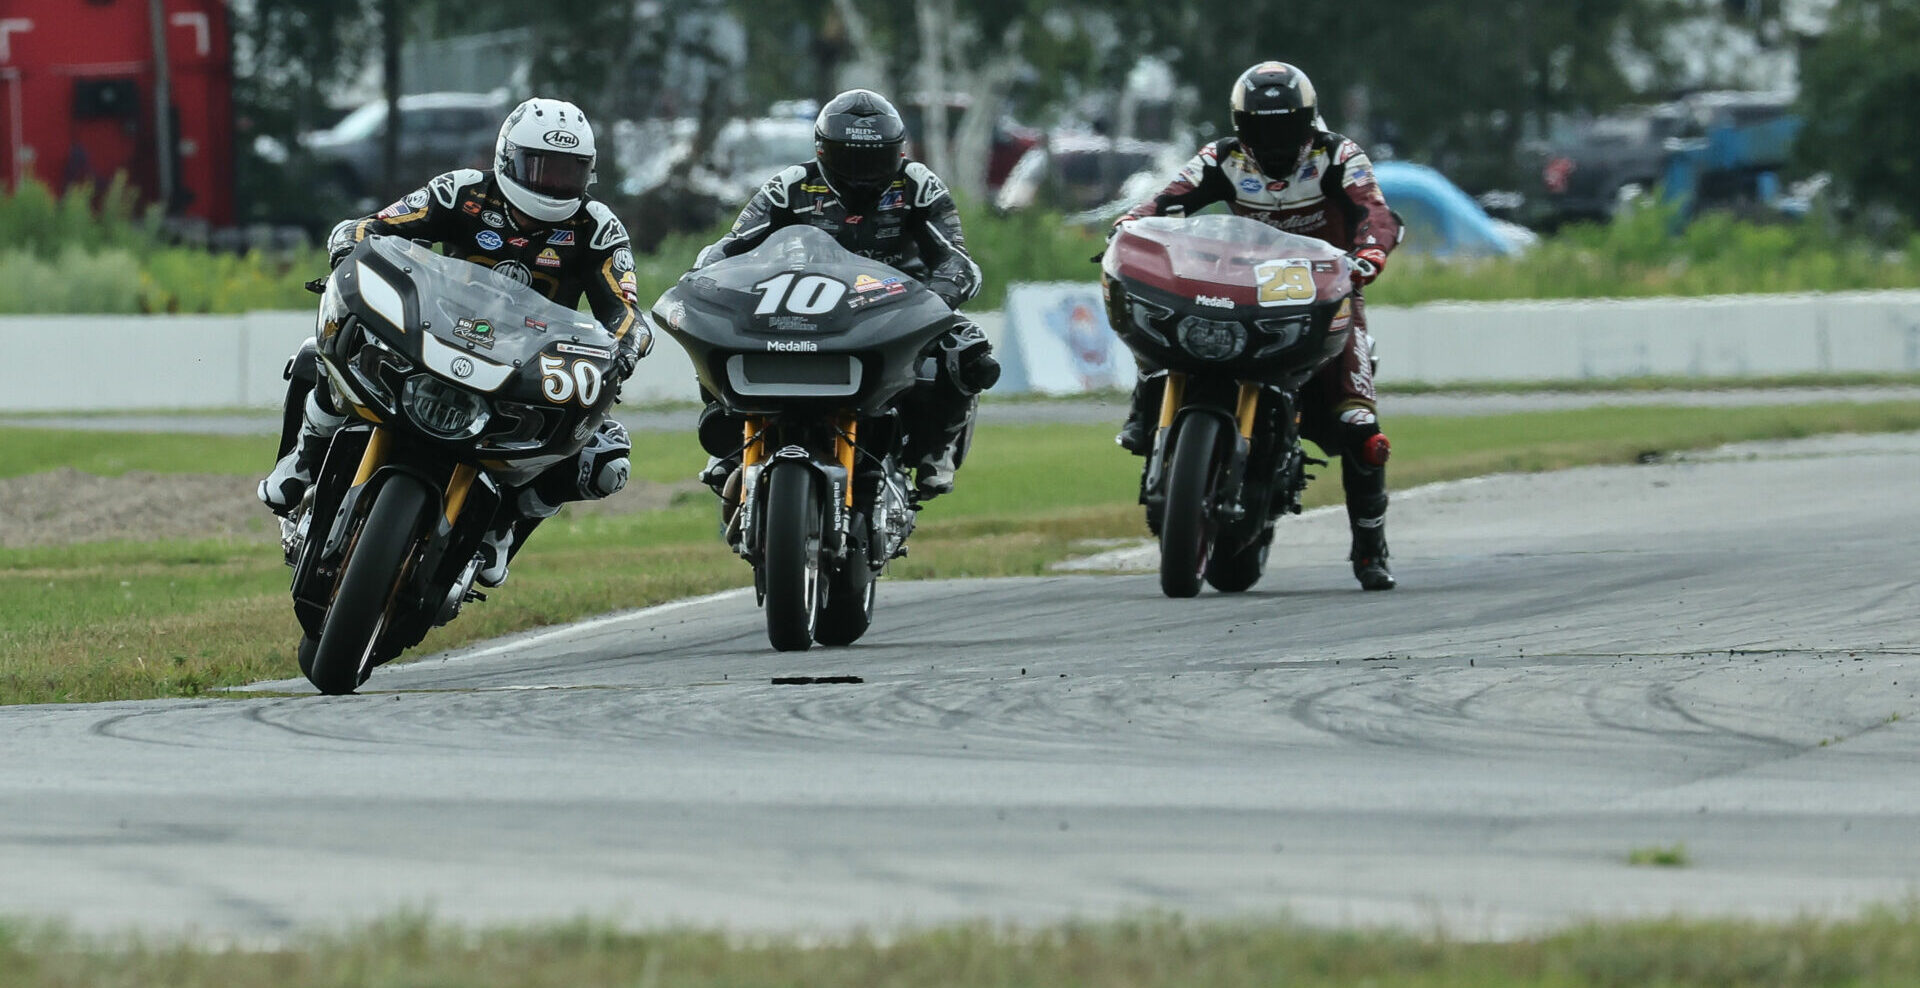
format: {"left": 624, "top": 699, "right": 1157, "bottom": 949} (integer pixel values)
{"left": 1176, "top": 315, "right": 1247, "bottom": 362}
{"left": 402, "top": 374, "right": 491, "bottom": 439}
{"left": 1252, "top": 316, "right": 1311, "bottom": 359}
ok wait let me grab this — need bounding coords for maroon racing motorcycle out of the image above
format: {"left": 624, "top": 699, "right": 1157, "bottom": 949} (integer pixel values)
{"left": 1102, "top": 214, "right": 1363, "bottom": 597}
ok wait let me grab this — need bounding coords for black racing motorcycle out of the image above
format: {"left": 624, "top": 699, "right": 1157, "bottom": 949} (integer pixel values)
{"left": 279, "top": 235, "right": 620, "bottom": 693}
{"left": 653, "top": 226, "right": 962, "bottom": 651}
{"left": 1102, "top": 214, "right": 1362, "bottom": 597}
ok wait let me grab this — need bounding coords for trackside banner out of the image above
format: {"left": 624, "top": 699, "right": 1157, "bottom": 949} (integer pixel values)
{"left": 997, "top": 283, "right": 1138, "bottom": 395}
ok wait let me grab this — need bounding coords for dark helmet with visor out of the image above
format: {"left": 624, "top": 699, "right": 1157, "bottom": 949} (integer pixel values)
{"left": 814, "top": 89, "right": 907, "bottom": 211}
{"left": 1231, "top": 61, "right": 1320, "bottom": 176}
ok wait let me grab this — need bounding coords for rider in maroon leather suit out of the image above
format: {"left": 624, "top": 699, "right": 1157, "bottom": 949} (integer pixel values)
{"left": 1118, "top": 61, "right": 1402, "bottom": 590}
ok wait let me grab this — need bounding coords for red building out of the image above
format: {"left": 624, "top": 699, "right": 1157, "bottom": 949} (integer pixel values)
{"left": 0, "top": 0, "right": 233, "bottom": 226}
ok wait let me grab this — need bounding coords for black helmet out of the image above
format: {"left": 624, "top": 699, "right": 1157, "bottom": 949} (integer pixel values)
{"left": 1231, "top": 61, "right": 1319, "bottom": 175}
{"left": 814, "top": 89, "right": 907, "bottom": 211}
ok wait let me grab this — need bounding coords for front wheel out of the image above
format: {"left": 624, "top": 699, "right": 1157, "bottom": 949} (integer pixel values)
{"left": 1206, "top": 530, "right": 1272, "bottom": 593}
{"left": 1159, "top": 414, "right": 1225, "bottom": 598}
{"left": 307, "top": 474, "right": 431, "bottom": 694}
{"left": 815, "top": 559, "right": 876, "bottom": 647}
{"left": 762, "top": 463, "right": 824, "bottom": 652}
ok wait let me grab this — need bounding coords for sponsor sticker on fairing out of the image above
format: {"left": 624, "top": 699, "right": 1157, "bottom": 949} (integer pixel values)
{"left": 767, "top": 339, "right": 819, "bottom": 352}
{"left": 1196, "top": 295, "right": 1234, "bottom": 309}
{"left": 556, "top": 342, "right": 612, "bottom": 359}
{"left": 453, "top": 317, "right": 496, "bottom": 349}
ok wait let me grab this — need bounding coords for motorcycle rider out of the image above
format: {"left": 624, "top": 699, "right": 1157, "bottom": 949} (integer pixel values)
{"left": 691, "top": 88, "right": 999, "bottom": 501}
{"left": 1115, "top": 61, "right": 1401, "bottom": 590}
{"left": 259, "top": 96, "right": 651, "bottom": 588}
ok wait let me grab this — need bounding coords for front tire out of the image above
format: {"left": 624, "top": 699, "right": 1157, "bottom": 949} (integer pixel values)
{"left": 815, "top": 560, "right": 876, "bottom": 646}
{"left": 306, "top": 475, "right": 430, "bottom": 694}
{"left": 1206, "top": 529, "right": 1271, "bottom": 593}
{"left": 762, "top": 463, "right": 824, "bottom": 652}
{"left": 1159, "top": 414, "right": 1224, "bottom": 598}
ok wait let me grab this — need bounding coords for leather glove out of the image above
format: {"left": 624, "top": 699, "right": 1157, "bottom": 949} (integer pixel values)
{"left": 1350, "top": 247, "right": 1388, "bottom": 287}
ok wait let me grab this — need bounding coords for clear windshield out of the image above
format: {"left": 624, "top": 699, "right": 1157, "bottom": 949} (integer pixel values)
{"left": 368, "top": 236, "right": 609, "bottom": 346}
{"left": 1128, "top": 214, "right": 1347, "bottom": 285}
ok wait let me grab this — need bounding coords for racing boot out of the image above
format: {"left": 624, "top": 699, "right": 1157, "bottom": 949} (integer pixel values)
{"left": 475, "top": 489, "right": 563, "bottom": 588}
{"left": 1350, "top": 518, "right": 1395, "bottom": 591}
{"left": 1114, "top": 376, "right": 1157, "bottom": 455}
{"left": 257, "top": 392, "right": 345, "bottom": 515}
{"left": 913, "top": 396, "right": 976, "bottom": 502}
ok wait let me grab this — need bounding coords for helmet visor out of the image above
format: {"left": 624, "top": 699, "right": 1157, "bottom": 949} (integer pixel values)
{"left": 819, "top": 140, "right": 903, "bottom": 190}
{"left": 1235, "top": 109, "right": 1316, "bottom": 173}
{"left": 505, "top": 147, "right": 592, "bottom": 200}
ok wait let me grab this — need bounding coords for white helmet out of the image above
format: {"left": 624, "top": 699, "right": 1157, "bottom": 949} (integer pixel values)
{"left": 495, "top": 97, "right": 597, "bottom": 223}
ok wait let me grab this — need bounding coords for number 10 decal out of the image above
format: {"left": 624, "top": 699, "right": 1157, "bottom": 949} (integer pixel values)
{"left": 754, "top": 274, "right": 848, "bottom": 315}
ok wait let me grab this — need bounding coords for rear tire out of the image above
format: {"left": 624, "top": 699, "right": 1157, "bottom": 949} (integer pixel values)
{"left": 815, "top": 560, "right": 876, "bottom": 646}
{"left": 1206, "top": 530, "right": 1271, "bottom": 593}
{"left": 306, "top": 475, "right": 430, "bottom": 694}
{"left": 1159, "top": 414, "right": 1224, "bottom": 598}
{"left": 762, "top": 463, "right": 823, "bottom": 652}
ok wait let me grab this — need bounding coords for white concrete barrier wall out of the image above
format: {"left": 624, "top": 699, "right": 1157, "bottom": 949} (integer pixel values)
{"left": 1, "top": 292, "right": 1916, "bottom": 411}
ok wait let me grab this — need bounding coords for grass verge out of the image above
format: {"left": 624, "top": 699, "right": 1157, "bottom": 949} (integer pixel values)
{"left": 4, "top": 400, "right": 1919, "bottom": 705}
{"left": 7, "top": 908, "right": 1920, "bottom": 986}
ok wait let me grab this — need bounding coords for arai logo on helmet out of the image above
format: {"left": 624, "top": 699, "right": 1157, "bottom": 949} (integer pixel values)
{"left": 1196, "top": 295, "right": 1235, "bottom": 309}
{"left": 543, "top": 130, "right": 580, "bottom": 149}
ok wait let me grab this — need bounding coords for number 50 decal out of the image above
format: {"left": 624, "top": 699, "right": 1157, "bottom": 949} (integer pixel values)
{"left": 539, "top": 354, "right": 603, "bottom": 406}
{"left": 754, "top": 273, "right": 847, "bottom": 315}
{"left": 1254, "top": 259, "right": 1316, "bottom": 305}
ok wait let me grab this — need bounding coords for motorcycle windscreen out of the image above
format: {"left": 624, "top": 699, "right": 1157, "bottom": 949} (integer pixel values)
{"left": 687, "top": 225, "right": 929, "bottom": 309}
{"left": 1118, "top": 215, "right": 1352, "bottom": 307}
{"left": 361, "top": 236, "right": 614, "bottom": 371}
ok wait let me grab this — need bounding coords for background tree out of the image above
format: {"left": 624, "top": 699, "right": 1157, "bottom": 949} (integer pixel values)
{"left": 1796, "top": 0, "right": 1920, "bottom": 228}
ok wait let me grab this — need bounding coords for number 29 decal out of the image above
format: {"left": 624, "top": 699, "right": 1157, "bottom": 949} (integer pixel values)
{"left": 1254, "top": 258, "right": 1316, "bottom": 305}
{"left": 539, "top": 354, "right": 603, "bottom": 406}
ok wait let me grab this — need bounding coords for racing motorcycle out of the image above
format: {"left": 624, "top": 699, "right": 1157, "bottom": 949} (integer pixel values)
{"left": 278, "top": 235, "right": 621, "bottom": 693}
{"left": 652, "top": 226, "right": 961, "bottom": 651}
{"left": 1102, "top": 214, "right": 1362, "bottom": 598}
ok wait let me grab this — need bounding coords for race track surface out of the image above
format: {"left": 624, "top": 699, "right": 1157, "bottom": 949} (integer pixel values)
{"left": 3, "top": 433, "right": 1918, "bottom": 938}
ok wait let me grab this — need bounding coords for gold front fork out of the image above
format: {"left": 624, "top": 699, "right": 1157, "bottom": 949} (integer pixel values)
{"left": 443, "top": 464, "right": 479, "bottom": 525}
{"left": 741, "top": 416, "right": 767, "bottom": 467}
{"left": 1157, "top": 373, "right": 1187, "bottom": 432}
{"left": 835, "top": 412, "right": 858, "bottom": 507}
{"left": 1234, "top": 382, "right": 1262, "bottom": 439}
{"left": 351, "top": 427, "right": 392, "bottom": 486}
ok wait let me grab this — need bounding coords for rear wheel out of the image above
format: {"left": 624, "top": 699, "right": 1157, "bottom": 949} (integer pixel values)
{"left": 762, "top": 463, "right": 823, "bottom": 652}
{"left": 1159, "top": 414, "right": 1224, "bottom": 598}
{"left": 1206, "top": 529, "right": 1272, "bottom": 593}
{"left": 306, "top": 475, "right": 430, "bottom": 695}
{"left": 815, "top": 559, "right": 876, "bottom": 646}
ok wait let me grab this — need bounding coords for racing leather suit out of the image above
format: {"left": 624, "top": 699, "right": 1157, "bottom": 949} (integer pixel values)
{"left": 693, "top": 159, "right": 993, "bottom": 495}
{"left": 270, "top": 169, "right": 649, "bottom": 567}
{"left": 1124, "top": 132, "right": 1402, "bottom": 579}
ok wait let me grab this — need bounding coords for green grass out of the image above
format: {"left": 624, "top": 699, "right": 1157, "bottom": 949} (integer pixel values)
{"left": 9, "top": 177, "right": 1920, "bottom": 314}
{"left": 9, "top": 908, "right": 1920, "bottom": 986}
{"left": 4, "top": 401, "right": 1919, "bottom": 704}
{"left": 1628, "top": 845, "right": 1691, "bottom": 868}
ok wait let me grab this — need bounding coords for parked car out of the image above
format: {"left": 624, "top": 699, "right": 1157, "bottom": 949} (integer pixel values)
{"left": 1375, "top": 161, "right": 1536, "bottom": 258}
{"left": 304, "top": 91, "right": 510, "bottom": 209}
{"left": 1529, "top": 91, "right": 1800, "bottom": 226}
